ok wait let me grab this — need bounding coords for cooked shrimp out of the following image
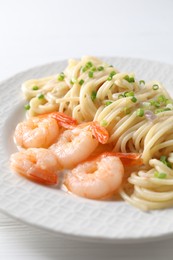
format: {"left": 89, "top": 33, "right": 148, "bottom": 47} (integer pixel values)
{"left": 10, "top": 148, "right": 61, "bottom": 185}
{"left": 14, "top": 112, "right": 77, "bottom": 149}
{"left": 64, "top": 153, "right": 124, "bottom": 199}
{"left": 50, "top": 122, "right": 109, "bottom": 169}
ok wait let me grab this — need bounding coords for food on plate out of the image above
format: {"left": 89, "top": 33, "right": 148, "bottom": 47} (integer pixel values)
{"left": 10, "top": 56, "right": 173, "bottom": 211}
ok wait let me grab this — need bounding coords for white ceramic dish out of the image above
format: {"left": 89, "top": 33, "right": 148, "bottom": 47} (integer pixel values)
{"left": 1, "top": 57, "right": 173, "bottom": 243}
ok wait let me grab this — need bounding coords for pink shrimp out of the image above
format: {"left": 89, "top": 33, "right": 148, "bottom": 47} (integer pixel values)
{"left": 50, "top": 122, "right": 109, "bottom": 169}
{"left": 10, "top": 148, "right": 61, "bottom": 185}
{"left": 14, "top": 112, "right": 77, "bottom": 149}
{"left": 64, "top": 153, "right": 124, "bottom": 199}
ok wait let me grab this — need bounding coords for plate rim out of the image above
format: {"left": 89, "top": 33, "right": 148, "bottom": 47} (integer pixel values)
{"left": 1, "top": 56, "right": 173, "bottom": 243}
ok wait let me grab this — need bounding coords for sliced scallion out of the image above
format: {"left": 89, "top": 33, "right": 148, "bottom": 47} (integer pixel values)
{"left": 124, "top": 75, "right": 135, "bottom": 83}
{"left": 155, "top": 108, "right": 171, "bottom": 114}
{"left": 88, "top": 71, "right": 94, "bottom": 78}
{"left": 131, "top": 96, "right": 137, "bottom": 103}
{"left": 79, "top": 79, "right": 84, "bottom": 86}
{"left": 24, "top": 104, "right": 30, "bottom": 110}
{"left": 57, "top": 73, "right": 65, "bottom": 81}
{"left": 32, "top": 86, "right": 39, "bottom": 90}
{"left": 124, "top": 107, "right": 131, "bottom": 115}
{"left": 160, "top": 156, "right": 172, "bottom": 168}
{"left": 154, "top": 171, "right": 167, "bottom": 179}
{"left": 91, "top": 91, "right": 97, "bottom": 101}
{"left": 152, "top": 84, "right": 159, "bottom": 90}
{"left": 97, "top": 66, "right": 104, "bottom": 71}
{"left": 136, "top": 108, "right": 144, "bottom": 117}
{"left": 100, "top": 120, "right": 108, "bottom": 126}
{"left": 124, "top": 91, "right": 134, "bottom": 97}
{"left": 107, "top": 71, "right": 116, "bottom": 81}
{"left": 139, "top": 80, "right": 145, "bottom": 85}
{"left": 38, "top": 94, "right": 44, "bottom": 99}
{"left": 105, "top": 101, "right": 113, "bottom": 106}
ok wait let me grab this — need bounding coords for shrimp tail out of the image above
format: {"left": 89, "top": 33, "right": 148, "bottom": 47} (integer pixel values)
{"left": 50, "top": 112, "right": 78, "bottom": 129}
{"left": 90, "top": 122, "right": 109, "bottom": 144}
{"left": 28, "top": 165, "right": 58, "bottom": 185}
{"left": 100, "top": 152, "right": 143, "bottom": 166}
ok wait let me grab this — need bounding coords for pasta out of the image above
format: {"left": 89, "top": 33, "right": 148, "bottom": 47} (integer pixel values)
{"left": 21, "top": 56, "right": 173, "bottom": 210}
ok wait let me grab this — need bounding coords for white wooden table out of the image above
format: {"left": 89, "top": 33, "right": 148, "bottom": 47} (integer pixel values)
{"left": 1, "top": 0, "right": 173, "bottom": 259}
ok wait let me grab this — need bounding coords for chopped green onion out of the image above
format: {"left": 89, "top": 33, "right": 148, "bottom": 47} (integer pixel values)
{"left": 119, "top": 93, "right": 125, "bottom": 99}
{"left": 70, "top": 79, "right": 74, "bottom": 85}
{"left": 105, "top": 101, "right": 113, "bottom": 106}
{"left": 124, "top": 75, "right": 135, "bottom": 83}
{"left": 97, "top": 66, "right": 104, "bottom": 71}
{"left": 160, "top": 156, "right": 172, "bottom": 169}
{"left": 82, "top": 67, "right": 87, "bottom": 72}
{"left": 154, "top": 101, "right": 160, "bottom": 108}
{"left": 57, "top": 73, "right": 65, "bottom": 81}
{"left": 107, "top": 71, "right": 116, "bottom": 81}
{"left": 154, "top": 171, "right": 167, "bottom": 179}
{"left": 24, "top": 104, "right": 30, "bottom": 110}
{"left": 82, "top": 61, "right": 93, "bottom": 72}
{"left": 86, "top": 61, "right": 93, "bottom": 68}
{"left": 139, "top": 80, "right": 145, "bottom": 85}
{"left": 157, "top": 95, "right": 167, "bottom": 103}
{"left": 136, "top": 108, "right": 144, "bottom": 117}
{"left": 88, "top": 71, "right": 94, "bottom": 78}
{"left": 91, "top": 67, "right": 96, "bottom": 72}
{"left": 131, "top": 96, "right": 137, "bottom": 103}
{"left": 150, "top": 100, "right": 160, "bottom": 108}
{"left": 32, "top": 86, "right": 39, "bottom": 90}
{"left": 79, "top": 79, "right": 84, "bottom": 86}
{"left": 152, "top": 84, "right": 159, "bottom": 90}
{"left": 91, "top": 91, "right": 97, "bottom": 101}
{"left": 124, "top": 91, "right": 134, "bottom": 97}
{"left": 155, "top": 108, "right": 171, "bottom": 114}
{"left": 118, "top": 94, "right": 124, "bottom": 99}
{"left": 124, "top": 107, "right": 131, "bottom": 115}
{"left": 38, "top": 94, "right": 44, "bottom": 99}
{"left": 100, "top": 120, "right": 108, "bottom": 126}
{"left": 110, "top": 71, "right": 116, "bottom": 77}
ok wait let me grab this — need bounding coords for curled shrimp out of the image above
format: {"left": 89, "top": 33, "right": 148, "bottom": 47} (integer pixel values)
{"left": 10, "top": 148, "right": 61, "bottom": 185}
{"left": 14, "top": 112, "right": 77, "bottom": 149}
{"left": 50, "top": 122, "right": 109, "bottom": 169}
{"left": 64, "top": 153, "right": 124, "bottom": 199}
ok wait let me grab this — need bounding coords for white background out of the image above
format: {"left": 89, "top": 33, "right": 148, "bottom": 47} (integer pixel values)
{"left": 1, "top": 0, "right": 173, "bottom": 259}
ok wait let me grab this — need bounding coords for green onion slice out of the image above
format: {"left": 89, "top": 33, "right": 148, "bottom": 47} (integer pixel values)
{"left": 160, "top": 156, "right": 172, "bottom": 168}
{"left": 88, "top": 71, "right": 94, "bottom": 78}
{"left": 57, "top": 73, "right": 65, "bottom": 81}
{"left": 100, "top": 120, "right": 108, "bottom": 126}
{"left": 131, "top": 96, "right": 137, "bottom": 103}
{"left": 38, "top": 94, "right": 44, "bottom": 99}
{"left": 136, "top": 108, "right": 144, "bottom": 117}
{"left": 79, "top": 79, "right": 84, "bottom": 85}
{"left": 105, "top": 101, "right": 113, "bottom": 106}
{"left": 91, "top": 91, "right": 97, "bottom": 101}
{"left": 32, "top": 86, "right": 39, "bottom": 90}
{"left": 124, "top": 75, "right": 135, "bottom": 83}
{"left": 154, "top": 171, "right": 167, "bottom": 179}
{"left": 97, "top": 66, "right": 104, "bottom": 71}
{"left": 124, "top": 107, "right": 131, "bottom": 115}
{"left": 139, "top": 80, "right": 145, "bottom": 85}
{"left": 24, "top": 104, "right": 30, "bottom": 110}
{"left": 152, "top": 84, "right": 159, "bottom": 90}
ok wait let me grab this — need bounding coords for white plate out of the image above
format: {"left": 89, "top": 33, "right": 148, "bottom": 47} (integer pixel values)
{"left": 1, "top": 57, "right": 173, "bottom": 243}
